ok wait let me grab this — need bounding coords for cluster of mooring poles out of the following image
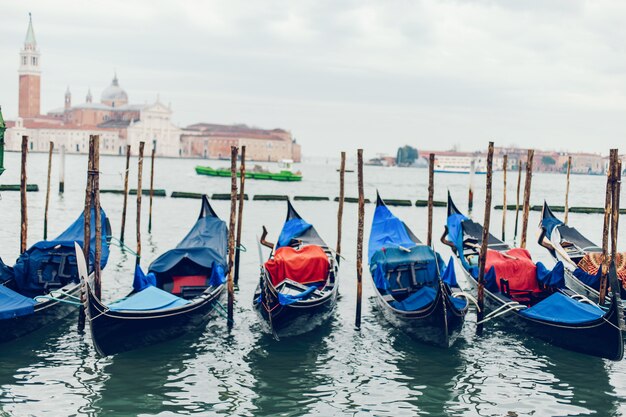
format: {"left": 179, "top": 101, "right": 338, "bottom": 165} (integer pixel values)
{"left": 7, "top": 134, "right": 626, "bottom": 346}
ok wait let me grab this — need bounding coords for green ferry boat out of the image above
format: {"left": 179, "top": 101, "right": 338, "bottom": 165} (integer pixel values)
{"left": 195, "top": 159, "right": 302, "bottom": 182}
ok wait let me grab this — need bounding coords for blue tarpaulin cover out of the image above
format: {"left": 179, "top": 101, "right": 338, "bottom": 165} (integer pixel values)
{"left": 108, "top": 286, "right": 190, "bottom": 312}
{"left": 536, "top": 261, "right": 565, "bottom": 288}
{"left": 0, "top": 207, "right": 109, "bottom": 297}
{"left": 542, "top": 216, "right": 562, "bottom": 239}
{"left": 277, "top": 286, "right": 317, "bottom": 305}
{"left": 368, "top": 203, "right": 416, "bottom": 261}
{"left": 573, "top": 267, "right": 602, "bottom": 289}
{"left": 149, "top": 208, "right": 228, "bottom": 275}
{"left": 133, "top": 265, "right": 157, "bottom": 292}
{"left": 276, "top": 218, "right": 312, "bottom": 249}
{"left": 370, "top": 246, "right": 441, "bottom": 291}
{"left": 0, "top": 285, "right": 36, "bottom": 319}
{"left": 519, "top": 292, "right": 604, "bottom": 324}
{"left": 391, "top": 286, "right": 436, "bottom": 311}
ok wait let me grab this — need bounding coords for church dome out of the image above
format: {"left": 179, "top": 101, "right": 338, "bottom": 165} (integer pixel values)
{"left": 101, "top": 74, "right": 128, "bottom": 107}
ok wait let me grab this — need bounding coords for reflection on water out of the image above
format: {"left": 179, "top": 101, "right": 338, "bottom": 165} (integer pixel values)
{"left": 1, "top": 152, "right": 626, "bottom": 416}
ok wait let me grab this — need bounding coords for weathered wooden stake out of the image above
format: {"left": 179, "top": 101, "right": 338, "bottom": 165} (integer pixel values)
{"left": 427, "top": 153, "right": 435, "bottom": 246}
{"left": 234, "top": 145, "right": 246, "bottom": 287}
{"left": 227, "top": 146, "right": 238, "bottom": 328}
{"left": 599, "top": 150, "right": 616, "bottom": 304}
{"left": 501, "top": 155, "right": 507, "bottom": 242}
{"left": 564, "top": 156, "right": 572, "bottom": 224}
{"left": 120, "top": 145, "right": 131, "bottom": 244}
{"left": 43, "top": 141, "right": 54, "bottom": 240}
{"left": 79, "top": 136, "right": 95, "bottom": 331}
{"left": 136, "top": 141, "right": 145, "bottom": 266}
{"left": 148, "top": 147, "right": 155, "bottom": 233}
{"left": 468, "top": 159, "right": 475, "bottom": 214}
{"left": 513, "top": 161, "right": 522, "bottom": 244}
{"left": 476, "top": 142, "right": 494, "bottom": 336}
{"left": 59, "top": 144, "right": 65, "bottom": 194}
{"left": 20, "top": 136, "right": 28, "bottom": 254}
{"left": 92, "top": 136, "right": 102, "bottom": 300}
{"left": 355, "top": 149, "right": 364, "bottom": 329}
{"left": 520, "top": 149, "right": 534, "bottom": 249}
{"left": 610, "top": 157, "right": 625, "bottom": 329}
{"left": 336, "top": 151, "right": 346, "bottom": 256}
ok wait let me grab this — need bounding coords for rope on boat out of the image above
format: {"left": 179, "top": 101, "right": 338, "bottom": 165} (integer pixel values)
{"left": 237, "top": 244, "right": 247, "bottom": 252}
{"left": 476, "top": 301, "right": 526, "bottom": 325}
{"left": 452, "top": 292, "right": 481, "bottom": 312}
{"left": 213, "top": 300, "right": 234, "bottom": 325}
{"left": 33, "top": 295, "right": 82, "bottom": 306}
{"left": 569, "top": 293, "right": 596, "bottom": 305}
{"left": 108, "top": 236, "right": 139, "bottom": 257}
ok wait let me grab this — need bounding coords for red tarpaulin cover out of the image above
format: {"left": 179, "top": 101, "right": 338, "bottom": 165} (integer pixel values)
{"left": 265, "top": 245, "right": 329, "bottom": 287}
{"left": 485, "top": 248, "right": 540, "bottom": 293}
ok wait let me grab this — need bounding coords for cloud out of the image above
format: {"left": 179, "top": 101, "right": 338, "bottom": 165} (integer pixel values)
{"left": 1, "top": 0, "right": 625, "bottom": 157}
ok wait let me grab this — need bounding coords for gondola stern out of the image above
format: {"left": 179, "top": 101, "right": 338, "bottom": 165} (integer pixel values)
{"left": 199, "top": 195, "right": 219, "bottom": 219}
{"left": 447, "top": 192, "right": 462, "bottom": 218}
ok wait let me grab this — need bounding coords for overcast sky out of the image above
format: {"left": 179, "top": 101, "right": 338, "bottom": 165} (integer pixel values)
{"left": 1, "top": 1, "right": 625, "bottom": 157}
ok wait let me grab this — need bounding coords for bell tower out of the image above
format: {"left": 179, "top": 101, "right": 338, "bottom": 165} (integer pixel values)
{"left": 18, "top": 13, "right": 41, "bottom": 118}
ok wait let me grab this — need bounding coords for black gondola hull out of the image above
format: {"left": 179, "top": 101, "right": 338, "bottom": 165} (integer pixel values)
{"left": 253, "top": 276, "right": 338, "bottom": 337}
{"left": 460, "top": 266, "right": 623, "bottom": 360}
{"left": 86, "top": 285, "right": 225, "bottom": 356}
{"left": 374, "top": 287, "right": 466, "bottom": 348}
{"left": 0, "top": 283, "right": 80, "bottom": 343}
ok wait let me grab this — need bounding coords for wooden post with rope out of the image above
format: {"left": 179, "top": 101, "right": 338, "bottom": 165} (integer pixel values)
{"left": 564, "top": 156, "right": 572, "bottom": 224}
{"left": 513, "top": 161, "right": 522, "bottom": 244}
{"left": 120, "top": 145, "right": 131, "bottom": 244}
{"left": 234, "top": 145, "right": 246, "bottom": 287}
{"left": 501, "top": 155, "right": 507, "bottom": 242}
{"left": 355, "top": 149, "right": 364, "bottom": 329}
{"left": 20, "top": 136, "right": 28, "bottom": 254}
{"left": 520, "top": 149, "right": 534, "bottom": 249}
{"left": 136, "top": 141, "right": 145, "bottom": 267}
{"left": 476, "top": 142, "right": 494, "bottom": 336}
{"left": 599, "top": 150, "right": 616, "bottom": 305}
{"left": 336, "top": 151, "right": 346, "bottom": 257}
{"left": 79, "top": 136, "right": 95, "bottom": 331}
{"left": 609, "top": 156, "right": 625, "bottom": 329}
{"left": 148, "top": 147, "right": 155, "bottom": 233}
{"left": 92, "top": 136, "right": 102, "bottom": 300}
{"left": 44, "top": 141, "right": 54, "bottom": 240}
{"left": 227, "top": 146, "right": 238, "bottom": 328}
{"left": 427, "top": 153, "right": 435, "bottom": 246}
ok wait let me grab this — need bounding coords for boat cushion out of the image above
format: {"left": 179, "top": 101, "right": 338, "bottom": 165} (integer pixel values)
{"left": 171, "top": 275, "right": 209, "bottom": 294}
{"left": 265, "top": 245, "right": 329, "bottom": 287}
{"left": 485, "top": 248, "right": 541, "bottom": 293}
{"left": 370, "top": 245, "right": 442, "bottom": 292}
{"left": 578, "top": 253, "right": 626, "bottom": 288}
{"left": 390, "top": 286, "right": 437, "bottom": 311}
{"left": 519, "top": 292, "right": 604, "bottom": 324}
{"left": 108, "top": 286, "right": 191, "bottom": 312}
{"left": 0, "top": 285, "right": 36, "bottom": 320}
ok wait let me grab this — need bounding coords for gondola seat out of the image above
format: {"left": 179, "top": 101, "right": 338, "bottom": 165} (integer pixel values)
{"left": 108, "top": 286, "right": 190, "bottom": 312}
{"left": 265, "top": 245, "right": 329, "bottom": 287}
{"left": 484, "top": 248, "right": 540, "bottom": 294}
{"left": 163, "top": 275, "right": 210, "bottom": 299}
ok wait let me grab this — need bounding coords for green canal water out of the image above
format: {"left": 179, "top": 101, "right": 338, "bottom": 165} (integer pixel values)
{"left": 0, "top": 151, "right": 624, "bottom": 416}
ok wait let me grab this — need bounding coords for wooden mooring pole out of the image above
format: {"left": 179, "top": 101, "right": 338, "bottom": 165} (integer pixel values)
{"left": 355, "top": 149, "right": 364, "bottom": 329}
{"left": 234, "top": 145, "right": 246, "bottom": 287}
{"left": 148, "top": 147, "right": 155, "bottom": 233}
{"left": 43, "top": 141, "right": 54, "bottom": 240}
{"left": 564, "top": 156, "right": 572, "bottom": 224}
{"left": 520, "top": 149, "right": 534, "bottom": 249}
{"left": 136, "top": 141, "right": 145, "bottom": 267}
{"left": 59, "top": 144, "right": 65, "bottom": 194}
{"left": 120, "top": 145, "right": 131, "bottom": 245}
{"left": 20, "top": 136, "right": 28, "bottom": 254}
{"left": 427, "top": 153, "right": 435, "bottom": 246}
{"left": 468, "top": 159, "right": 475, "bottom": 214}
{"left": 599, "top": 150, "right": 617, "bottom": 305}
{"left": 227, "top": 146, "right": 238, "bottom": 328}
{"left": 92, "top": 136, "right": 102, "bottom": 300}
{"left": 336, "top": 151, "right": 346, "bottom": 257}
{"left": 610, "top": 156, "right": 625, "bottom": 329}
{"left": 501, "top": 155, "right": 507, "bottom": 242}
{"left": 513, "top": 161, "right": 522, "bottom": 244}
{"left": 476, "top": 142, "right": 494, "bottom": 336}
{"left": 79, "top": 136, "right": 95, "bottom": 331}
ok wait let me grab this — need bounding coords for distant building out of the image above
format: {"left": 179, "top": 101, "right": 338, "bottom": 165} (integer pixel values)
{"left": 180, "top": 123, "right": 301, "bottom": 162}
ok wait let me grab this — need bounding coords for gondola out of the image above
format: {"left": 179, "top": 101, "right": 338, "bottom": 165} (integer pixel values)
{"left": 76, "top": 196, "right": 227, "bottom": 356}
{"left": 0, "top": 207, "right": 111, "bottom": 342}
{"left": 441, "top": 193, "right": 623, "bottom": 360}
{"left": 253, "top": 201, "right": 339, "bottom": 337}
{"left": 539, "top": 201, "right": 626, "bottom": 305}
{"left": 368, "top": 194, "right": 468, "bottom": 347}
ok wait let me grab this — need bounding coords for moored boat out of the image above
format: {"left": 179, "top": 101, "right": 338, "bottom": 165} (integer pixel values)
{"left": 253, "top": 201, "right": 339, "bottom": 337}
{"left": 0, "top": 207, "right": 111, "bottom": 342}
{"left": 196, "top": 159, "right": 302, "bottom": 182}
{"left": 368, "top": 194, "right": 469, "bottom": 348}
{"left": 77, "top": 196, "right": 227, "bottom": 356}
{"left": 442, "top": 193, "right": 623, "bottom": 360}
